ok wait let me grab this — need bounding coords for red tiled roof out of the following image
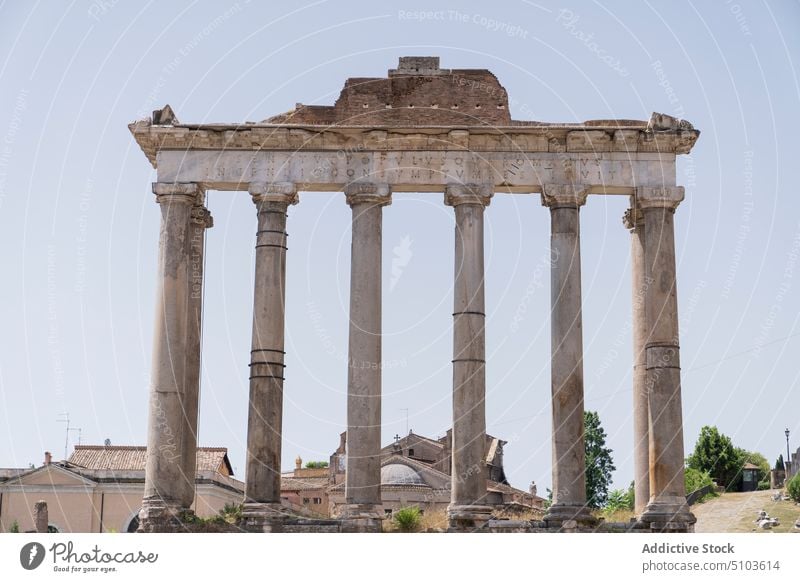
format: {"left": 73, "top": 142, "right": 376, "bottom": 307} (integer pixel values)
{"left": 67, "top": 446, "right": 233, "bottom": 475}
{"left": 281, "top": 476, "right": 329, "bottom": 491}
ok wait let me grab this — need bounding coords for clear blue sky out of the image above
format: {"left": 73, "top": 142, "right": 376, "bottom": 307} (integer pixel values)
{"left": 1, "top": 0, "right": 798, "bottom": 494}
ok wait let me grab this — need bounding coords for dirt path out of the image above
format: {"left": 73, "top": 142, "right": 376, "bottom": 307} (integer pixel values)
{"left": 693, "top": 490, "right": 798, "bottom": 533}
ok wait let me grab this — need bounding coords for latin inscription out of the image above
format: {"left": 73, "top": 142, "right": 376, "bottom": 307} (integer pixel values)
{"left": 157, "top": 150, "right": 673, "bottom": 190}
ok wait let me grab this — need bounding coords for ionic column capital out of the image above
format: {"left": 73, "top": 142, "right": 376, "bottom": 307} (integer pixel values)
{"left": 444, "top": 183, "right": 493, "bottom": 207}
{"left": 152, "top": 182, "right": 203, "bottom": 205}
{"left": 190, "top": 205, "right": 214, "bottom": 229}
{"left": 622, "top": 207, "right": 644, "bottom": 230}
{"left": 344, "top": 182, "right": 392, "bottom": 207}
{"left": 248, "top": 181, "right": 299, "bottom": 206}
{"left": 541, "top": 184, "right": 590, "bottom": 209}
{"left": 636, "top": 186, "right": 685, "bottom": 211}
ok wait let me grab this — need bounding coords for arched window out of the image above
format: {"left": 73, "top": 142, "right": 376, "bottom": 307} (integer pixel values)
{"left": 124, "top": 510, "right": 141, "bottom": 533}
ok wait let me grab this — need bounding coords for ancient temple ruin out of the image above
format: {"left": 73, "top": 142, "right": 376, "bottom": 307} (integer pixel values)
{"left": 130, "top": 56, "right": 700, "bottom": 532}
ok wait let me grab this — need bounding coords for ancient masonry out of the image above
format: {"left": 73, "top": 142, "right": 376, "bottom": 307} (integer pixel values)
{"left": 130, "top": 57, "right": 700, "bottom": 533}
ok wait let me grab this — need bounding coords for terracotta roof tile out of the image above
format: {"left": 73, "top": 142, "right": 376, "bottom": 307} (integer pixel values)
{"left": 67, "top": 446, "right": 232, "bottom": 475}
{"left": 281, "top": 476, "right": 329, "bottom": 491}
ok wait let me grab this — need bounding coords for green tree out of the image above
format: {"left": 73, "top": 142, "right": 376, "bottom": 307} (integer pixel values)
{"left": 687, "top": 426, "right": 743, "bottom": 489}
{"left": 775, "top": 454, "right": 785, "bottom": 471}
{"left": 304, "top": 461, "right": 329, "bottom": 469}
{"left": 584, "top": 410, "right": 615, "bottom": 508}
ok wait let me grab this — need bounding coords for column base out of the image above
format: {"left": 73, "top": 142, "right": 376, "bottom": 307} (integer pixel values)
{"left": 241, "top": 502, "right": 288, "bottom": 532}
{"left": 639, "top": 495, "right": 696, "bottom": 533}
{"left": 543, "top": 502, "right": 596, "bottom": 529}
{"left": 339, "top": 503, "right": 383, "bottom": 532}
{"left": 137, "top": 498, "right": 187, "bottom": 533}
{"left": 447, "top": 504, "right": 493, "bottom": 532}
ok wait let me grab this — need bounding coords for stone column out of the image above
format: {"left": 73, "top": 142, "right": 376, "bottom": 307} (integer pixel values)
{"left": 637, "top": 186, "right": 696, "bottom": 532}
{"left": 242, "top": 182, "right": 298, "bottom": 532}
{"left": 444, "top": 183, "right": 493, "bottom": 531}
{"left": 34, "top": 500, "right": 48, "bottom": 533}
{"left": 541, "top": 184, "right": 594, "bottom": 527}
{"left": 140, "top": 182, "right": 202, "bottom": 532}
{"left": 624, "top": 206, "right": 650, "bottom": 517}
{"left": 341, "top": 182, "right": 391, "bottom": 533}
{"left": 177, "top": 201, "right": 213, "bottom": 511}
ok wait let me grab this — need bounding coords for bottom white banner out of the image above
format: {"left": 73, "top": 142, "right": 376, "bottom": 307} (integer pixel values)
{"left": 0, "top": 533, "right": 796, "bottom": 581}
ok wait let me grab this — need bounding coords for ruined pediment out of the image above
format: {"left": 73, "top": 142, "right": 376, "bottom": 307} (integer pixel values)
{"left": 10, "top": 464, "right": 96, "bottom": 488}
{"left": 265, "top": 56, "right": 512, "bottom": 127}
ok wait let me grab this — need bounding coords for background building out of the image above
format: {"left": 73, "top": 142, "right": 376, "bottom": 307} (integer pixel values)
{"left": 0, "top": 446, "right": 242, "bottom": 533}
{"left": 285, "top": 430, "right": 544, "bottom": 519}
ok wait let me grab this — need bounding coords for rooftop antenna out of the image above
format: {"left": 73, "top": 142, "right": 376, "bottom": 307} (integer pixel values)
{"left": 57, "top": 413, "right": 82, "bottom": 461}
{"left": 400, "top": 408, "right": 409, "bottom": 435}
{"left": 57, "top": 413, "right": 70, "bottom": 461}
{"left": 68, "top": 426, "right": 82, "bottom": 449}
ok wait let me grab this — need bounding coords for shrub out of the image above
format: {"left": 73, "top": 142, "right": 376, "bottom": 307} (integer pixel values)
{"left": 685, "top": 467, "right": 717, "bottom": 503}
{"left": 219, "top": 503, "right": 243, "bottom": 524}
{"left": 604, "top": 482, "right": 634, "bottom": 514}
{"left": 787, "top": 474, "right": 800, "bottom": 503}
{"left": 179, "top": 510, "right": 225, "bottom": 526}
{"left": 304, "top": 461, "right": 328, "bottom": 469}
{"left": 757, "top": 479, "right": 770, "bottom": 491}
{"left": 393, "top": 506, "right": 422, "bottom": 532}
{"left": 10, "top": 520, "right": 20, "bottom": 533}
{"left": 685, "top": 467, "right": 713, "bottom": 492}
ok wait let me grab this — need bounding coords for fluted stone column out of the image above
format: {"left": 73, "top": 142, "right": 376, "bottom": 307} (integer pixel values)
{"left": 445, "top": 184, "right": 493, "bottom": 531}
{"left": 542, "top": 184, "right": 594, "bottom": 527}
{"left": 177, "top": 201, "right": 213, "bottom": 511}
{"left": 140, "top": 182, "right": 204, "bottom": 532}
{"left": 341, "top": 182, "right": 391, "bottom": 532}
{"left": 242, "top": 181, "right": 298, "bottom": 532}
{"left": 624, "top": 206, "right": 650, "bottom": 517}
{"left": 637, "top": 186, "right": 696, "bottom": 532}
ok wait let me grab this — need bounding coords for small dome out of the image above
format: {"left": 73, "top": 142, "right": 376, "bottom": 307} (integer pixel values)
{"left": 381, "top": 463, "right": 426, "bottom": 486}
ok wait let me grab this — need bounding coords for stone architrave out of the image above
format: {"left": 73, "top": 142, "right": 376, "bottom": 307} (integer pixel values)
{"left": 541, "top": 184, "right": 594, "bottom": 527}
{"left": 636, "top": 186, "right": 696, "bottom": 532}
{"left": 242, "top": 181, "right": 298, "bottom": 532}
{"left": 444, "top": 183, "right": 493, "bottom": 531}
{"left": 340, "top": 182, "right": 391, "bottom": 533}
